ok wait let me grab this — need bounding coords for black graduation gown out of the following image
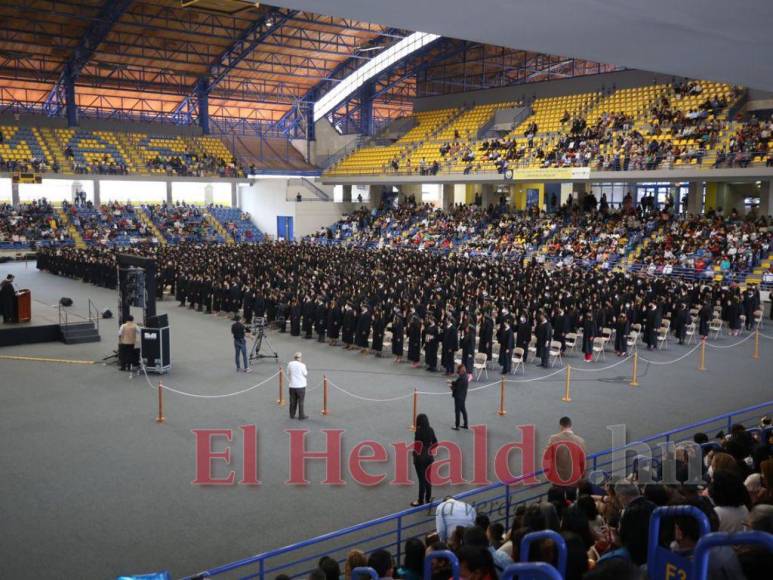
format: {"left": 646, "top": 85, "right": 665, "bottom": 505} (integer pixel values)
{"left": 614, "top": 319, "right": 630, "bottom": 352}
{"left": 356, "top": 310, "right": 371, "bottom": 348}
{"left": 441, "top": 324, "right": 459, "bottom": 369}
{"left": 391, "top": 317, "right": 405, "bottom": 356}
{"left": 342, "top": 309, "right": 355, "bottom": 345}
{"left": 407, "top": 319, "right": 421, "bottom": 362}
{"left": 535, "top": 321, "right": 553, "bottom": 363}
{"left": 290, "top": 303, "right": 302, "bottom": 336}
{"left": 326, "top": 306, "right": 342, "bottom": 339}
{"left": 371, "top": 316, "right": 385, "bottom": 352}
{"left": 302, "top": 301, "right": 315, "bottom": 337}
{"left": 498, "top": 326, "right": 515, "bottom": 368}
{"left": 479, "top": 316, "right": 494, "bottom": 360}
{"left": 0, "top": 280, "right": 17, "bottom": 322}
{"left": 423, "top": 324, "right": 439, "bottom": 369}
{"left": 461, "top": 327, "right": 476, "bottom": 372}
{"left": 582, "top": 319, "right": 597, "bottom": 355}
{"left": 698, "top": 306, "right": 711, "bottom": 336}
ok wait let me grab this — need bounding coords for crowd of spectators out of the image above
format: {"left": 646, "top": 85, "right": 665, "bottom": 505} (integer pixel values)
{"left": 637, "top": 212, "right": 771, "bottom": 274}
{"left": 0, "top": 199, "right": 69, "bottom": 245}
{"left": 297, "top": 415, "right": 773, "bottom": 580}
{"left": 145, "top": 152, "right": 244, "bottom": 178}
{"left": 65, "top": 201, "right": 154, "bottom": 245}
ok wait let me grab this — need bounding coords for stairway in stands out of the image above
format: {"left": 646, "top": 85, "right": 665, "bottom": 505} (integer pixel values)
{"left": 38, "top": 127, "right": 73, "bottom": 173}
{"left": 203, "top": 209, "right": 234, "bottom": 244}
{"left": 114, "top": 132, "right": 146, "bottom": 171}
{"left": 744, "top": 251, "right": 772, "bottom": 287}
{"left": 56, "top": 207, "right": 86, "bottom": 249}
{"left": 137, "top": 207, "right": 167, "bottom": 245}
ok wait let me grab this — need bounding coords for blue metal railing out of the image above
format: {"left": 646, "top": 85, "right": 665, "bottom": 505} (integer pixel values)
{"left": 184, "top": 400, "right": 773, "bottom": 580}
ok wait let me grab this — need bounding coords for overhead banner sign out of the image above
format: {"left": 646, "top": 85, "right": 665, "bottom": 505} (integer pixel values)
{"left": 511, "top": 167, "right": 590, "bottom": 181}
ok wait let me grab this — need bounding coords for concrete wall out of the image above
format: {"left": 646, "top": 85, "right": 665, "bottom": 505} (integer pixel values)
{"left": 238, "top": 178, "right": 357, "bottom": 239}
{"left": 414, "top": 69, "right": 684, "bottom": 112}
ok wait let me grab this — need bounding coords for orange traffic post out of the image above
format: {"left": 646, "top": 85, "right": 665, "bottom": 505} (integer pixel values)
{"left": 497, "top": 376, "right": 507, "bottom": 416}
{"left": 698, "top": 338, "right": 706, "bottom": 371}
{"left": 562, "top": 365, "right": 572, "bottom": 402}
{"left": 753, "top": 329, "right": 760, "bottom": 360}
{"left": 156, "top": 382, "right": 165, "bottom": 423}
{"left": 630, "top": 351, "right": 640, "bottom": 387}
{"left": 277, "top": 367, "right": 285, "bottom": 406}
{"left": 321, "top": 375, "right": 329, "bottom": 416}
{"left": 409, "top": 389, "right": 418, "bottom": 431}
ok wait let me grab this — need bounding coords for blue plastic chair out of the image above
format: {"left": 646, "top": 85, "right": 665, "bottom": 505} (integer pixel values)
{"left": 647, "top": 506, "right": 710, "bottom": 580}
{"left": 351, "top": 566, "right": 379, "bottom": 580}
{"left": 692, "top": 531, "right": 773, "bottom": 580}
{"left": 116, "top": 572, "right": 170, "bottom": 580}
{"left": 423, "top": 550, "right": 460, "bottom": 580}
{"left": 500, "top": 562, "right": 563, "bottom": 580}
{"left": 519, "top": 530, "right": 567, "bottom": 577}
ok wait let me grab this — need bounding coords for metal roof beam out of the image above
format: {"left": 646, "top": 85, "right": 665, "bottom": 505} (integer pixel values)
{"left": 42, "top": 0, "right": 134, "bottom": 117}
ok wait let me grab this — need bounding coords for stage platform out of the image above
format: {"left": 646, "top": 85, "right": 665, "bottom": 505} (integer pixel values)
{"left": 0, "top": 299, "right": 90, "bottom": 347}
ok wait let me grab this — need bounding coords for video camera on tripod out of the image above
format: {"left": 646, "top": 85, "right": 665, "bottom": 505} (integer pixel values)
{"left": 249, "top": 316, "right": 277, "bottom": 361}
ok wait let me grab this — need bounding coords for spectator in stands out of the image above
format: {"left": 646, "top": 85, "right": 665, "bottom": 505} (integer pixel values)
{"left": 708, "top": 470, "right": 751, "bottom": 532}
{"left": 344, "top": 550, "right": 368, "bottom": 580}
{"left": 395, "top": 538, "right": 424, "bottom": 580}
{"left": 367, "top": 549, "right": 394, "bottom": 580}
{"left": 317, "top": 557, "right": 340, "bottom": 580}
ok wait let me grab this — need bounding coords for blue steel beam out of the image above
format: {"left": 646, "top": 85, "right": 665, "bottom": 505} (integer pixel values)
{"left": 172, "top": 6, "right": 298, "bottom": 129}
{"left": 42, "top": 0, "right": 134, "bottom": 119}
{"left": 272, "top": 28, "right": 405, "bottom": 137}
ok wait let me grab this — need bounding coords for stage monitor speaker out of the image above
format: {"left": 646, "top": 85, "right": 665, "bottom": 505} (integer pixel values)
{"left": 102, "top": 309, "right": 113, "bottom": 319}
{"left": 59, "top": 297, "right": 73, "bottom": 307}
{"left": 141, "top": 327, "right": 171, "bottom": 370}
{"left": 146, "top": 313, "right": 168, "bottom": 329}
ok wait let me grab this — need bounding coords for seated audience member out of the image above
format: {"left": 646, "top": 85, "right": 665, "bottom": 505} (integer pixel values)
{"left": 395, "top": 538, "right": 424, "bottom": 580}
{"left": 435, "top": 497, "right": 476, "bottom": 541}
{"left": 317, "top": 556, "right": 341, "bottom": 580}
{"left": 708, "top": 470, "right": 751, "bottom": 532}
{"left": 367, "top": 549, "right": 394, "bottom": 580}
{"left": 344, "top": 550, "right": 368, "bottom": 580}
{"left": 737, "top": 504, "right": 773, "bottom": 580}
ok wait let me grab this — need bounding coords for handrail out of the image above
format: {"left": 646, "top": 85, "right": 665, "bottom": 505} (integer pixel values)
{"left": 184, "top": 400, "right": 773, "bottom": 579}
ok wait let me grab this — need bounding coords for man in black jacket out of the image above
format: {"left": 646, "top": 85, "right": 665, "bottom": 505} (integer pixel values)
{"left": 449, "top": 364, "right": 469, "bottom": 430}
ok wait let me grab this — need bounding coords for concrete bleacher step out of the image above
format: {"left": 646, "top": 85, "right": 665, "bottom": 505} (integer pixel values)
{"left": 60, "top": 321, "right": 101, "bottom": 344}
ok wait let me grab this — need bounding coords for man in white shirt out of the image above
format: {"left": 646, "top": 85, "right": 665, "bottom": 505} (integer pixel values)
{"left": 434, "top": 497, "right": 476, "bottom": 541}
{"left": 287, "top": 352, "right": 308, "bottom": 420}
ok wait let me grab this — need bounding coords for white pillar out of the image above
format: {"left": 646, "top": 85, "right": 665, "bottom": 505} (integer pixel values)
{"left": 686, "top": 181, "right": 702, "bottom": 215}
{"left": 204, "top": 183, "right": 214, "bottom": 206}
{"left": 11, "top": 180, "right": 19, "bottom": 205}
{"left": 166, "top": 181, "right": 173, "bottom": 204}
{"left": 759, "top": 180, "right": 772, "bottom": 217}
{"left": 93, "top": 180, "right": 100, "bottom": 206}
{"left": 231, "top": 182, "right": 237, "bottom": 208}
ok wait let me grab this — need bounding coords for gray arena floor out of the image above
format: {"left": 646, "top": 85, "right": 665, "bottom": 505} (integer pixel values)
{"left": 0, "top": 260, "right": 771, "bottom": 579}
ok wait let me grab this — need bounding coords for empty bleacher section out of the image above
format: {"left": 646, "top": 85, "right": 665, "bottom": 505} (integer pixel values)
{"left": 229, "top": 135, "right": 317, "bottom": 173}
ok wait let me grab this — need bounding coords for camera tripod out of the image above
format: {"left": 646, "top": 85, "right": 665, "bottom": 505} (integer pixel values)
{"left": 249, "top": 322, "right": 278, "bottom": 361}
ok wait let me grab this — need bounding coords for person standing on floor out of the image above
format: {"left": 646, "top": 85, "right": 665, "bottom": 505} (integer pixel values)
{"left": 231, "top": 314, "right": 252, "bottom": 373}
{"left": 287, "top": 352, "right": 308, "bottom": 420}
{"left": 410, "top": 413, "right": 437, "bottom": 507}
{"left": 449, "top": 363, "right": 469, "bottom": 430}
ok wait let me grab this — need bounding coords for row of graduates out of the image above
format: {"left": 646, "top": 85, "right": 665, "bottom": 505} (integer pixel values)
{"left": 36, "top": 243, "right": 762, "bottom": 375}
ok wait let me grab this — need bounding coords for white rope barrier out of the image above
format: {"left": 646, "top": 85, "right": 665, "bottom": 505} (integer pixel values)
{"left": 327, "top": 380, "right": 414, "bottom": 403}
{"left": 142, "top": 367, "right": 280, "bottom": 399}
{"left": 639, "top": 342, "right": 702, "bottom": 365}
{"left": 505, "top": 367, "right": 567, "bottom": 382}
{"left": 570, "top": 356, "right": 632, "bottom": 373}
{"left": 704, "top": 333, "right": 755, "bottom": 350}
{"left": 757, "top": 331, "right": 773, "bottom": 341}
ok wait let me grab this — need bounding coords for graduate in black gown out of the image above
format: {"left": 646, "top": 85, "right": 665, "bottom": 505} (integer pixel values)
{"left": 407, "top": 313, "right": 422, "bottom": 367}
{"left": 371, "top": 307, "right": 385, "bottom": 357}
{"left": 390, "top": 310, "right": 405, "bottom": 363}
{"left": 614, "top": 312, "right": 630, "bottom": 356}
{"left": 423, "top": 316, "right": 439, "bottom": 372}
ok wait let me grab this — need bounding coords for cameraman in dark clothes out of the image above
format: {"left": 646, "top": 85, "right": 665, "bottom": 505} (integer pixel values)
{"left": 231, "top": 315, "right": 252, "bottom": 373}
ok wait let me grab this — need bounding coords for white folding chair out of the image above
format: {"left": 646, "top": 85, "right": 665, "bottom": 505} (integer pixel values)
{"left": 685, "top": 322, "right": 696, "bottom": 345}
{"left": 564, "top": 332, "right": 578, "bottom": 353}
{"left": 473, "top": 352, "right": 488, "bottom": 381}
{"left": 527, "top": 335, "right": 537, "bottom": 360}
{"left": 709, "top": 318, "right": 723, "bottom": 339}
{"left": 592, "top": 337, "right": 606, "bottom": 361}
{"left": 626, "top": 330, "right": 638, "bottom": 350}
{"left": 657, "top": 326, "right": 670, "bottom": 350}
{"left": 601, "top": 327, "right": 613, "bottom": 349}
{"left": 548, "top": 340, "right": 563, "bottom": 367}
{"left": 511, "top": 347, "right": 525, "bottom": 375}
{"left": 753, "top": 309, "right": 763, "bottom": 330}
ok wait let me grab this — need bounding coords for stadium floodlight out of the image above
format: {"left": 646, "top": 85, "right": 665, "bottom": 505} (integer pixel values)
{"left": 313, "top": 31, "right": 440, "bottom": 122}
